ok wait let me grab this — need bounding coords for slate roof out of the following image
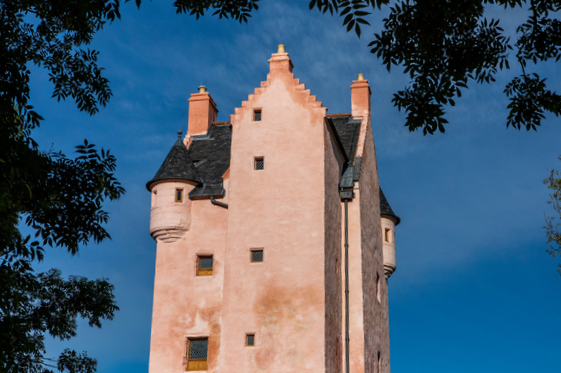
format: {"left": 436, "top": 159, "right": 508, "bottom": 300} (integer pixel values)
{"left": 380, "top": 188, "right": 400, "bottom": 225}
{"left": 329, "top": 116, "right": 362, "bottom": 161}
{"left": 326, "top": 115, "right": 362, "bottom": 191}
{"left": 146, "top": 134, "right": 201, "bottom": 190}
{"left": 187, "top": 123, "right": 232, "bottom": 198}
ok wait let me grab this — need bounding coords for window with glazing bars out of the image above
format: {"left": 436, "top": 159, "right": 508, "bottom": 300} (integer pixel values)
{"left": 253, "top": 109, "right": 262, "bottom": 121}
{"left": 251, "top": 250, "right": 264, "bottom": 262}
{"left": 186, "top": 338, "right": 208, "bottom": 371}
{"left": 254, "top": 157, "right": 264, "bottom": 170}
{"left": 246, "top": 334, "right": 255, "bottom": 346}
{"left": 197, "top": 256, "right": 213, "bottom": 276}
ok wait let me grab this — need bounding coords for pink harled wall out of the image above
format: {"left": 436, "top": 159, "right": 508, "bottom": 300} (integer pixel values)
{"left": 148, "top": 183, "right": 229, "bottom": 373}
{"left": 219, "top": 50, "right": 342, "bottom": 373}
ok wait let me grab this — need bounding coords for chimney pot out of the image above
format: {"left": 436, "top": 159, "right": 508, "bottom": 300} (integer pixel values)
{"left": 278, "top": 44, "right": 285, "bottom": 53}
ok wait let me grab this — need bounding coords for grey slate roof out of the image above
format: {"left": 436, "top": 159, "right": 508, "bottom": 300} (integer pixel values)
{"left": 380, "top": 188, "right": 400, "bottom": 225}
{"left": 146, "top": 134, "right": 201, "bottom": 190}
{"left": 329, "top": 116, "right": 362, "bottom": 161}
{"left": 326, "top": 115, "right": 362, "bottom": 192}
{"left": 187, "top": 123, "right": 232, "bottom": 198}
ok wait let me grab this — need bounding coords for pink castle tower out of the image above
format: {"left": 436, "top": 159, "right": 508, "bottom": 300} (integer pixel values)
{"left": 146, "top": 45, "right": 400, "bottom": 373}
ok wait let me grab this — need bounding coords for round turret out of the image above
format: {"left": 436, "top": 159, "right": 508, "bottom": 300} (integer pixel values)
{"left": 380, "top": 189, "right": 400, "bottom": 279}
{"left": 147, "top": 131, "right": 201, "bottom": 243}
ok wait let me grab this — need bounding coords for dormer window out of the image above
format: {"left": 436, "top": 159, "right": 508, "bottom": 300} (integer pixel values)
{"left": 253, "top": 109, "right": 262, "bottom": 121}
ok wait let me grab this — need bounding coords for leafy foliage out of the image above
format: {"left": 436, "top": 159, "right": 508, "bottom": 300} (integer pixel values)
{"left": 308, "top": 0, "right": 561, "bottom": 134}
{"left": 544, "top": 156, "right": 561, "bottom": 275}
{"left": 1, "top": 1, "right": 125, "bottom": 371}
{"left": 172, "top": 0, "right": 260, "bottom": 23}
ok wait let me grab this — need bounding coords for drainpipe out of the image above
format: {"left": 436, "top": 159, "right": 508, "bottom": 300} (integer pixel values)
{"left": 340, "top": 162, "right": 355, "bottom": 373}
{"left": 344, "top": 198, "right": 350, "bottom": 373}
{"left": 210, "top": 196, "right": 228, "bottom": 209}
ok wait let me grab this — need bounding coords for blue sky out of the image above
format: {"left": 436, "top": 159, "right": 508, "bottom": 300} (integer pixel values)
{"left": 28, "top": 1, "right": 561, "bottom": 372}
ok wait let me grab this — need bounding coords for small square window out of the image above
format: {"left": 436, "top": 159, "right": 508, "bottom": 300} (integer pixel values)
{"left": 251, "top": 250, "right": 264, "bottom": 263}
{"left": 246, "top": 334, "right": 255, "bottom": 346}
{"left": 253, "top": 109, "right": 262, "bottom": 121}
{"left": 197, "top": 256, "right": 213, "bottom": 276}
{"left": 186, "top": 338, "right": 208, "bottom": 371}
{"left": 254, "top": 157, "right": 264, "bottom": 170}
{"left": 176, "top": 189, "right": 183, "bottom": 202}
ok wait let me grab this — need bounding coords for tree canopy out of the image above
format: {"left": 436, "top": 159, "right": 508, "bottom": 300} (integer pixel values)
{"left": 310, "top": 0, "right": 561, "bottom": 134}
{"left": 1, "top": 1, "right": 124, "bottom": 371}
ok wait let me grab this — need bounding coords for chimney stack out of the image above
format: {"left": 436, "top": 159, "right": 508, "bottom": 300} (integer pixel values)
{"left": 187, "top": 85, "right": 218, "bottom": 136}
{"left": 268, "top": 44, "right": 293, "bottom": 74}
{"left": 350, "top": 73, "right": 371, "bottom": 119}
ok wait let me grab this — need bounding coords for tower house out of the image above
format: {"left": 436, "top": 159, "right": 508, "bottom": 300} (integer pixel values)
{"left": 146, "top": 46, "right": 400, "bottom": 373}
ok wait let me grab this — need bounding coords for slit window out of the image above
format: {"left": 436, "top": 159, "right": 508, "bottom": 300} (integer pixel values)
{"left": 384, "top": 228, "right": 391, "bottom": 243}
{"left": 376, "top": 272, "right": 381, "bottom": 303}
{"left": 254, "top": 157, "right": 264, "bottom": 170}
{"left": 151, "top": 190, "right": 157, "bottom": 207}
{"left": 186, "top": 338, "right": 208, "bottom": 371}
{"left": 251, "top": 250, "right": 264, "bottom": 263}
{"left": 197, "top": 256, "right": 213, "bottom": 276}
{"left": 377, "top": 351, "right": 381, "bottom": 373}
{"left": 176, "top": 189, "right": 183, "bottom": 202}
{"left": 253, "top": 109, "right": 262, "bottom": 121}
{"left": 246, "top": 334, "right": 255, "bottom": 346}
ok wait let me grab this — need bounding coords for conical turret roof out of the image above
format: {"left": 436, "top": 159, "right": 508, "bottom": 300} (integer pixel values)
{"left": 146, "top": 133, "right": 201, "bottom": 190}
{"left": 380, "top": 188, "right": 400, "bottom": 225}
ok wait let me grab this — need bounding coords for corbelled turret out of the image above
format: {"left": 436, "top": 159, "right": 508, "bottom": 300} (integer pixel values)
{"left": 380, "top": 188, "right": 400, "bottom": 279}
{"left": 147, "top": 131, "right": 200, "bottom": 243}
